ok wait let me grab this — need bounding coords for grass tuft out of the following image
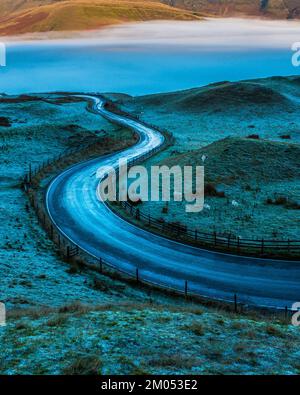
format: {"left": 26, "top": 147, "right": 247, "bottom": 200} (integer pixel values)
{"left": 63, "top": 355, "right": 102, "bottom": 375}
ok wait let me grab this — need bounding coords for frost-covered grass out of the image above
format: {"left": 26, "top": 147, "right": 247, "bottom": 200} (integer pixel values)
{"left": 1, "top": 301, "right": 300, "bottom": 375}
{"left": 1, "top": 92, "right": 300, "bottom": 375}
{"left": 0, "top": 94, "right": 137, "bottom": 310}
{"left": 118, "top": 76, "right": 300, "bottom": 240}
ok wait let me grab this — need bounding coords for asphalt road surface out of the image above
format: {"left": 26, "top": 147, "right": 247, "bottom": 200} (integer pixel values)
{"left": 46, "top": 96, "right": 300, "bottom": 309}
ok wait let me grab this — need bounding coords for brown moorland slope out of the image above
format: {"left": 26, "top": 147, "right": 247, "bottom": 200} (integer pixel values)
{"left": 0, "top": 0, "right": 298, "bottom": 36}
{"left": 0, "top": 0, "right": 200, "bottom": 35}
{"left": 161, "top": 0, "right": 300, "bottom": 19}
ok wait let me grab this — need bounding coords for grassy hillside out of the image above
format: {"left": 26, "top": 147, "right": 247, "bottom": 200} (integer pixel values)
{"left": 119, "top": 76, "right": 300, "bottom": 240}
{"left": 161, "top": 0, "right": 300, "bottom": 19}
{"left": 163, "top": 136, "right": 300, "bottom": 184}
{"left": 0, "top": 0, "right": 58, "bottom": 16}
{"left": 0, "top": 0, "right": 297, "bottom": 36}
{"left": 128, "top": 81, "right": 292, "bottom": 114}
{"left": 0, "top": 0, "right": 200, "bottom": 35}
{"left": 3, "top": 301, "right": 300, "bottom": 374}
{"left": 3, "top": 93, "right": 300, "bottom": 375}
{"left": 1, "top": 93, "right": 300, "bottom": 375}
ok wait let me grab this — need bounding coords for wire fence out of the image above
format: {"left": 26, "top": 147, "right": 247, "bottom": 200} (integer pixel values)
{"left": 97, "top": 98, "right": 300, "bottom": 259}
{"left": 21, "top": 95, "right": 300, "bottom": 315}
{"left": 23, "top": 142, "right": 98, "bottom": 186}
{"left": 25, "top": 185, "right": 298, "bottom": 316}
{"left": 115, "top": 200, "right": 300, "bottom": 258}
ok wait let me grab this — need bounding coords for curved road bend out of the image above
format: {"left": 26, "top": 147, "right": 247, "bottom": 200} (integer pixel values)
{"left": 46, "top": 96, "right": 300, "bottom": 309}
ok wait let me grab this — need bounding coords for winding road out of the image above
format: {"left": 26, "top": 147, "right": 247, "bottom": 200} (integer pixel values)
{"left": 46, "top": 96, "right": 300, "bottom": 309}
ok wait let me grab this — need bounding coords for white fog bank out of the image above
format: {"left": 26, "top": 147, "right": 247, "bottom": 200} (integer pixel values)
{"left": 3, "top": 18, "right": 300, "bottom": 50}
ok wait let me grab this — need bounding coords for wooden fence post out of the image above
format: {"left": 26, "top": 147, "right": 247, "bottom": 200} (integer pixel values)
{"left": 29, "top": 163, "right": 32, "bottom": 183}
{"left": 99, "top": 258, "right": 103, "bottom": 273}
{"left": 261, "top": 239, "right": 264, "bottom": 255}
{"left": 136, "top": 268, "right": 139, "bottom": 283}
{"left": 227, "top": 234, "right": 231, "bottom": 249}
{"left": 66, "top": 246, "right": 70, "bottom": 259}
{"left": 234, "top": 293, "right": 237, "bottom": 313}
{"left": 184, "top": 280, "right": 188, "bottom": 298}
{"left": 285, "top": 306, "right": 288, "bottom": 322}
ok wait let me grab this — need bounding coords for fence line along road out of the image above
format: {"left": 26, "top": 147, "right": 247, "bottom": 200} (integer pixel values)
{"left": 22, "top": 95, "right": 300, "bottom": 313}
{"left": 23, "top": 190, "right": 299, "bottom": 316}
{"left": 114, "top": 201, "right": 300, "bottom": 259}
{"left": 97, "top": 98, "right": 300, "bottom": 259}
{"left": 24, "top": 95, "right": 300, "bottom": 261}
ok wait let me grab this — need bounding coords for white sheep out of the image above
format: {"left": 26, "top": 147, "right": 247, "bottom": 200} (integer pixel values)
{"left": 231, "top": 200, "right": 239, "bottom": 207}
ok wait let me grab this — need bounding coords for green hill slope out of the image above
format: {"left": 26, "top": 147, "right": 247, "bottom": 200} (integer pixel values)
{"left": 163, "top": 136, "right": 300, "bottom": 184}
{"left": 126, "top": 81, "right": 293, "bottom": 114}
{"left": 0, "top": 0, "right": 200, "bottom": 35}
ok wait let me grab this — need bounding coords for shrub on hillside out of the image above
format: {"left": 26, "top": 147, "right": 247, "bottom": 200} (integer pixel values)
{"left": 205, "top": 183, "right": 225, "bottom": 198}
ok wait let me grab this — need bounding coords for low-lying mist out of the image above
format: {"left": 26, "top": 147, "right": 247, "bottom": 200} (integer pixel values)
{"left": 5, "top": 18, "right": 300, "bottom": 50}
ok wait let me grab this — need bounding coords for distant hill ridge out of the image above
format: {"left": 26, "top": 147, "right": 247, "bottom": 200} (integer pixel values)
{"left": 161, "top": 0, "right": 300, "bottom": 19}
{"left": 0, "top": 0, "right": 200, "bottom": 35}
{"left": 124, "top": 80, "right": 297, "bottom": 113}
{"left": 0, "top": 0, "right": 298, "bottom": 36}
